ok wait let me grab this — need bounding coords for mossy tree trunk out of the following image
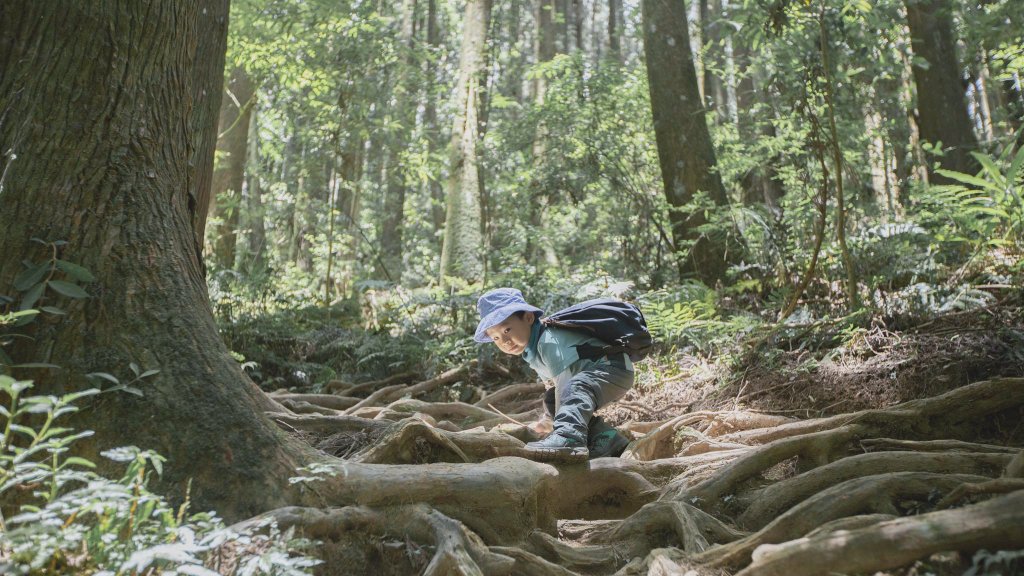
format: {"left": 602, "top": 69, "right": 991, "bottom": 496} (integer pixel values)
{"left": 210, "top": 67, "right": 255, "bottom": 270}
{"left": 0, "top": 0, "right": 309, "bottom": 520}
{"left": 641, "top": 0, "right": 730, "bottom": 285}
{"left": 439, "top": 0, "right": 492, "bottom": 285}
{"left": 904, "top": 0, "right": 980, "bottom": 179}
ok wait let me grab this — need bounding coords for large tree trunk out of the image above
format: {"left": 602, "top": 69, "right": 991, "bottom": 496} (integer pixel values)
{"left": 641, "top": 0, "right": 730, "bottom": 285}
{"left": 439, "top": 0, "right": 492, "bottom": 284}
{"left": 189, "top": 0, "right": 231, "bottom": 265}
{"left": 210, "top": 67, "right": 254, "bottom": 270}
{"left": 0, "top": 1, "right": 307, "bottom": 520}
{"left": 904, "top": 0, "right": 980, "bottom": 179}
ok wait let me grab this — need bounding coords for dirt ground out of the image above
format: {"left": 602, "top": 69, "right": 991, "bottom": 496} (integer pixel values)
{"left": 602, "top": 303, "right": 1024, "bottom": 430}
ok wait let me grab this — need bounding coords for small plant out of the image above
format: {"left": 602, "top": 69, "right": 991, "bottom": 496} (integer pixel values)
{"left": 10, "top": 238, "right": 95, "bottom": 319}
{"left": 0, "top": 375, "right": 321, "bottom": 575}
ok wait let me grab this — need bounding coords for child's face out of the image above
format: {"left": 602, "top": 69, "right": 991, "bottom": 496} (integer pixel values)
{"left": 484, "top": 312, "right": 535, "bottom": 356}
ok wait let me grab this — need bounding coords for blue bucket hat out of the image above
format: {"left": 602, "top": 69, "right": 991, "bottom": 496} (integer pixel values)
{"left": 474, "top": 288, "right": 544, "bottom": 343}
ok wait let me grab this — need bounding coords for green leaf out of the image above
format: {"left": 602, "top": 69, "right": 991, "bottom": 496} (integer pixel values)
{"left": 1009, "top": 145, "right": 1024, "bottom": 183}
{"left": 47, "top": 280, "right": 89, "bottom": 299}
{"left": 130, "top": 363, "right": 141, "bottom": 377}
{"left": 139, "top": 369, "right": 160, "bottom": 379}
{"left": 62, "top": 456, "right": 97, "bottom": 469}
{"left": 934, "top": 169, "right": 1001, "bottom": 194}
{"left": 10, "top": 363, "right": 60, "bottom": 369}
{"left": 62, "top": 388, "right": 101, "bottom": 403}
{"left": 13, "top": 263, "right": 49, "bottom": 292}
{"left": 20, "top": 282, "right": 45, "bottom": 311}
{"left": 121, "top": 386, "right": 144, "bottom": 397}
{"left": 87, "top": 372, "right": 120, "bottom": 385}
{"left": 9, "top": 424, "right": 37, "bottom": 440}
{"left": 971, "top": 152, "right": 1007, "bottom": 189}
{"left": 54, "top": 260, "right": 96, "bottom": 282}
{"left": 40, "top": 306, "right": 66, "bottom": 316}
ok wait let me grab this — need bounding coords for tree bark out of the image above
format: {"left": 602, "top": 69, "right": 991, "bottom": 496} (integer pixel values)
{"left": 242, "top": 108, "right": 266, "bottom": 274}
{"left": 640, "top": 0, "right": 730, "bottom": 284}
{"left": 608, "top": 0, "right": 621, "bottom": 63}
{"left": 439, "top": 0, "right": 492, "bottom": 284}
{"left": 189, "top": 0, "right": 231, "bottom": 264}
{"left": 0, "top": 1, "right": 308, "bottom": 520}
{"left": 424, "top": 0, "right": 447, "bottom": 237}
{"left": 376, "top": 0, "right": 418, "bottom": 282}
{"left": 904, "top": 0, "right": 980, "bottom": 179}
{"left": 210, "top": 67, "right": 254, "bottom": 270}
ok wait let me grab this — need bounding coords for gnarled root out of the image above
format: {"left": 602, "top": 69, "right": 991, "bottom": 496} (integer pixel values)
{"left": 352, "top": 418, "right": 523, "bottom": 464}
{"left": 738, "top": 451, "right": 1011, "bottom": 529}
{"left": 585, "top": 501, "right": 746, "bottom": 561}
{"left": 695, "top": 472, "right": 988, "bottom": 570}
{"left": 238, "top": 504, "right": 515, "bottom": 575}
{"left": 736, "top": 489, "right": 1024, "bottom": 576}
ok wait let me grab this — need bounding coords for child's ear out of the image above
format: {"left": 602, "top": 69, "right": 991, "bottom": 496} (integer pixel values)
{"left": 524, "top": 312, "right": 535, "bottom": 324}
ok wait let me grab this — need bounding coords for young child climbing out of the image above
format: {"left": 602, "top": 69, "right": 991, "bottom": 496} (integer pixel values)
{"left": 475, "top": 287, "right": 633, "bottom": 463}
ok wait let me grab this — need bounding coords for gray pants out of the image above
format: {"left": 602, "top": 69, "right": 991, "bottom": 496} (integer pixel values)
{"left": 543, "top": 356, "right": 633, "bottom": 442}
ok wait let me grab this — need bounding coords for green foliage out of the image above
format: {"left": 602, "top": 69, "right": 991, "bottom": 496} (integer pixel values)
{"left": 9, "top": 238, "right": 92, "bottom": 321}
{"left": 965, "top": 549, "right": 1024, "bottom": 576}
{"left": 0, "top": 376, "right": 320, "bottom": 575}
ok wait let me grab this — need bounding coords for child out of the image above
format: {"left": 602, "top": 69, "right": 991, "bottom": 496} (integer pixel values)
{"left": 475, "top": 287, "right": 632, "bottom": 462}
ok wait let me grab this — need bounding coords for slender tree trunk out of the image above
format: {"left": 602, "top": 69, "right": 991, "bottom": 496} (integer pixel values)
{"left": 439, "top": 0, "right": 492, "bottom": 285}
{"left": 210, "top": 67, "right": 254, "bottom": 270}
{"left": 904, "top": 0, "right": 980, "bottom": 179}
{"left": 736, "top": 47, "right": 784, "bottom": 213}
{"left": 572, "top": 0, "right": 584, "bottom": 52}
{"left": 424, "top": 0, "right": 447, "bottom": 237}
{"left": 608, "top": 0, "right": 621, "bottom": 63}
{"left": 243, "top": 108, "right": 266, "bottom": 274}
{"left": 700, "top": 0, "right": 725, "bottom": 120}
{"left": 640, "top": 0, "right": 729, "bottom": 284}
{"left": 0, "top": 0, "right": 308, "bottom": 520}
{"left": 377, "top": 0, "right": 418, "bottom": 282}
{"left": 525, "top": 0, "right": 563, "bottom": 270}
{"left": 1004, "top": 73, "right": 1024, "bottom": 147}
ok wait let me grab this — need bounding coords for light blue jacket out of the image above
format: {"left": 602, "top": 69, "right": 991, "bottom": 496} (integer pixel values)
{"left": 522, "top": 321, "right": 634, "bottom": 389}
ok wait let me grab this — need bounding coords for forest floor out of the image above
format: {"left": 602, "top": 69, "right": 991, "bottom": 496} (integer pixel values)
{"left": 228, "top": 299, "right": 1024, "bottom": 575}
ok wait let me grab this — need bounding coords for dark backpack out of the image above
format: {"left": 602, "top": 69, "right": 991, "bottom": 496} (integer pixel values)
{"left": 541, "top": 298, "right": 654, "bottom": 362}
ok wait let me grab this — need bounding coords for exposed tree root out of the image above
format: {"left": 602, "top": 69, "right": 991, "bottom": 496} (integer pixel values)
{"left": 259, "top": 374, "right": 1023, "bottom": 575}
{"left": 935, "top": 478, "right": 1024, "bottom": 509}
{"left": 474, "top": 381, "right": 546, "bottom": 409}
{"left": 351, "top": 418, "right": 523, "bottom": 464}
{"left": 695, "top": 472, "right": 989, "bottom": 569}
{"left": 860, "top": 437, "right": 1023, "bottom": 454}
{"left": 238, "top": 504, "right": 515, "bottom": 575}
{"left": 623, "top": 411, "right": 793, "bottom": 461}
{"left": 342, "top": 363, "right": 478, "bottom": 414}
{"left": 269, "top": 392, "right": 361, "bottom": 412}
{"left": 675, "top": 377, "right": 1024, "bottom": 512}
{"left": 738, "top": 451, "right": 1011, "bottom": 529}
{"left": 736, "top": 489, "right": 1024, "bottom": 576}
{"left": 326, "top": 370, "right": 418, "bottom": 394}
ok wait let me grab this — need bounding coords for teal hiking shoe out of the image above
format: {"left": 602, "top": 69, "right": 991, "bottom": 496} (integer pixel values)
{"left": 587, "top": 417, "right": 629, "bottom": 458}
{"left": 523, "top": 433, "right": 589, "bottom": 463}
{"left": 587, "top": 428, "right": 629, "bottom": 458}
